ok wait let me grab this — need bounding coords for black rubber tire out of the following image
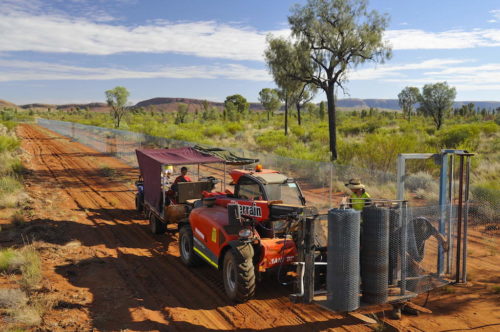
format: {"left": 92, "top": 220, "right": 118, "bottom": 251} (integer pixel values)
{"left": 135, "top": 193, "right": 144, "bottom": 212}
{"left": 223, "top": 248, "right": 256, "bottom": 302}
{"left": 149, "top": 214, "right": 166, "bottom": 235}
{"left": 179, "top": 226, "right": 202, "bottom": 267}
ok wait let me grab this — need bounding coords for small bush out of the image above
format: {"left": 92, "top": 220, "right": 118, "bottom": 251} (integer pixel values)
{"left": 225, "top": 122, "right": 244, "bottom": 135}
{"left": 203, "top": 124, "right": 225, "bottom": 137}
{"left": 491, "top": 285, "right": 500, "bottom": 294}
{"left": 0, "top": 248, "right": 18, "bottom": 271}
{"left": 0, "top": 288, "right": 28, "bottom": 308}
{"left": 405, "top": 172, "right": 434, "bottom": 192}
{"left": 471, "top": 183, "right": 500, "bottom": 208}
{"left": 0, "top": 136, "right": 20, "bottom": 153}
{"left": 437, "top": 124, "right": 481, "bottom": 150}
{"left": 18, "top": 246, "right": 42, "bottom": 290}
{"left": 255, "top": 130, "right": 294, "bottom": 151}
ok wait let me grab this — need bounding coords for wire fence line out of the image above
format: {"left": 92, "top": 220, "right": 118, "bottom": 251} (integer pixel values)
{"left": 36, "top": 119, "right": 498, "bottom": 298}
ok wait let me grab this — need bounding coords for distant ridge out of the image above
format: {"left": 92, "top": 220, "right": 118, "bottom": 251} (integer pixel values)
{"left": 4, "top": 97, "right": 500, "bottom": 112}
{"left": 135, "top": 97, "right": 263, "bottom": 111}
{"left": 0, "top": 99, "right": 17, "bottom": 108}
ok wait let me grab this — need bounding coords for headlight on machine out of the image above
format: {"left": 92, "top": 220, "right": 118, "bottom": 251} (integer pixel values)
{"left": 238, "top": 228, "right": 252, "bottom": 239}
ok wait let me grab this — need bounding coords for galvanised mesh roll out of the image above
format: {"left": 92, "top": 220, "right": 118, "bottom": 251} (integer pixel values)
{"left": 327, "top": 208, "right": 360, "bottom": 312}
{"left": 361, "top": 206, "right": 389, "bottom": 304}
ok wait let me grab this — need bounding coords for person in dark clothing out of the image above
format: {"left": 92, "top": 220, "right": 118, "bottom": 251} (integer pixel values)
{"left": 171, "top": 166, "right": 191, "bottom": 193}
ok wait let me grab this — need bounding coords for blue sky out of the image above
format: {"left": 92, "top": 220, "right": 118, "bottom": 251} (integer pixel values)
{"left": 1, "top": 0, "right": 500, "bottom": 104}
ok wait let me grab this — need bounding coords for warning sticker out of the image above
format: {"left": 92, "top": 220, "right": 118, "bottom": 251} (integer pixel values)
{"left": 211, "top": 227, "right": 217, "bottom": 243}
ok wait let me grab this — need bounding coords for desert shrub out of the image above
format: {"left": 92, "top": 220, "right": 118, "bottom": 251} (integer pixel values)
{"left": 290, "top": 125, "right": 306, "bottom": 139}
{"left": 0, "top": 176, "right": 22, "bottom": 195}
{"left": 203, "top": 124, "right": 225, "bottom": 137}
{"left": 18, "top": 246, "right": 42, "bottom": 290}
{"left": 0, "top": 136, "right": 20, "bottom": 152}
{"left": 471, "top": 183, "right": 500, "bottom": 208}
{"left": 0, "top": 288, "right": 28, "bottom": 308}
{"left": 0, "top": 120, "right": 17, "bottom": 132}
{"left": 405, "top": 172, "right": 434, "bottom": 192}
{"left": 0, "top": 248, "right": 18, "bottom": 271}
{"left": 354, "top": 133, "right": 420, "bottom": 173}
{"left": 437, "top": 124, "right": 480, "bottom": 150}
{"left": 255, "top": 130, "right": 294, "bottom": 151}
{"left": 225, "top": 122, "right": 244, "bottom": 135}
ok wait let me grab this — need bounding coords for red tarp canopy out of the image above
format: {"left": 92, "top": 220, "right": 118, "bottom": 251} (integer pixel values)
{"left": 136, "top": 148, "right": 224, "bottom": 213}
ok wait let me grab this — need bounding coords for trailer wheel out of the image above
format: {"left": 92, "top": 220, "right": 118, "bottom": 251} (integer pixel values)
{"left": 179, "top": 226, "right": 202, "bottom": 267}
{"left": 135, "top": 193, "right": 144, "bottom": 212}
{"left": 223, "top": 248, "right": 256, "bottom": 302}
{"left": 149, "top": 214, "right": 166, "bottom": 234}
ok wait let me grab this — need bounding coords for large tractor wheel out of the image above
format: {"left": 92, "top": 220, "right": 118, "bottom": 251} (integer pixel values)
{"left": 179, "top": 226, "right": 202, "bottom": 267}
{"left": 223, "top": 248, "right": 256, "bottom": 302}
{"left": 135, "top": 193, "right": 144, "bottom": 212}
{"left": 149, "top": 214, "right": 166, "bottom": 235}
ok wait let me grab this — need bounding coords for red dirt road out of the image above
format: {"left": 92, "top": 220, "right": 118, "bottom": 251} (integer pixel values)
{"left": 16, "top": 124, "right": 371, "bottom": 331}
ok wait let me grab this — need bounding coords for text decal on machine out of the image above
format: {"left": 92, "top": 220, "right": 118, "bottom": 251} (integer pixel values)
{"left": 239, "top": 204, "right": 262, "bottom": 218}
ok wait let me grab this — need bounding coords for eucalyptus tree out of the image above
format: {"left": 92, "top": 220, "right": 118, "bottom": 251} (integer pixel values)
{"left": 258, "top": 88, "right": 281, "bottom": 121}
{"left": 398, "top": 86, "right": 420, "bottom": 121}
{"left": 105, "top": 86, "right": 130, "bottom": 128}
{"left": 266, "top": 0, "right": 391, "bottom": 160}
{"left": 418, "top": 82, "right": 456, "bottom": 130}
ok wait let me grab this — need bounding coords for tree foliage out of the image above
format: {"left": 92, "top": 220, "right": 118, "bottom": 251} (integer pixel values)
{"left": 266, "top": 0, "right": 391, "bottom": 160}
{"left": 258, "top": 88, "right": 281, "bottom": 121}
{"left": 398, "top": 86, "right": 420, "bottom": 121}
{"left": 418, "top": 82, "right": 456, "bottom": 130}
{"left": 105, "top": 86, "right": 130, "bottom": 128}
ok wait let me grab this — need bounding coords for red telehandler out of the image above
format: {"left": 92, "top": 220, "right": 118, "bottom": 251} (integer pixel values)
{"left": 135, "top": 148, "right": 317, "bottom": 302}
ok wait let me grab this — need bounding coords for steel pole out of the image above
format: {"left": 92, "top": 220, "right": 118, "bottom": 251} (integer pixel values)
{"left": 455, "top": 156, "right": 465, "bottom": 283}
{"left": 438, "top": 153, "right": 449, "bottom": 275}
{"left": 462, "top": 156, "right": 471, "bottom": 283}
{"left": 447, "top": 155, "right": 454, "bottom": 273}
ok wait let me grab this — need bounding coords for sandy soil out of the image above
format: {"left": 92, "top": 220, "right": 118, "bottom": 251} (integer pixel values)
{"left": 0, "top": 123, "right": 498, "bottom": 331}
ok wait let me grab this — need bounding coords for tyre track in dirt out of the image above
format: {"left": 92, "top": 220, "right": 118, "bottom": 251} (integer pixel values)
{"left": 20, "top": 124, "right": 370, "bottom": 331}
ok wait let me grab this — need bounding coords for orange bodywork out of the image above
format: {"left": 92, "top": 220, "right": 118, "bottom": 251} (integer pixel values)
{"left": 188, "top": 196, "right": 297, "bottom": 272}
{"left": 258, "top": 238, "right": 297, "bottom": 272}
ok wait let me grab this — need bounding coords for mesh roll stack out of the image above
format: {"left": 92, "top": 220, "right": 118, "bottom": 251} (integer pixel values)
{"left": 361, "top": 206, "right": 390, "bottom": 304}
{"left": 327, "top": 208, "right": 360, "bottom": 312}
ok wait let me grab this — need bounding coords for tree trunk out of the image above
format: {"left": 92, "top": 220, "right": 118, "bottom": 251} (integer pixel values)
{"left": 326, "top": 84, "right": 337, "bottom": 161}
{"left": 297, "top": 101, "right": 302, "bottom": 126}
{"left": 284, "top": 96, "right": 289, "bottom": 136}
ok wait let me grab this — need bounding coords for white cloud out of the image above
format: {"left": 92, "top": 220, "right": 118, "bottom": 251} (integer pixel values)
{"left": 380, "top": 61, "right": 500, "bottom": 92}
{"left": 350, "top": 58, "right": 471, "bottom": 80}
{"left": 0, "top": 4, "right": 288, "bottom": 61}
{"left": 0, "top": 59, "right": 271, "bottom": 82}
{"left": 2, "top": 2, "right": 500, "bottom": 61}
{"left": 385, "top": 29, "right": 500, "bottom": 49}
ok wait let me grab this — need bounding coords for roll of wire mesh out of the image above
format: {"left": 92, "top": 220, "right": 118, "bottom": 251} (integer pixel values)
{"left": 361, "top": 206, "right": 390, "bottom": 304}
{"left": 327, "top": 208, "right": 360, "bottom": 312}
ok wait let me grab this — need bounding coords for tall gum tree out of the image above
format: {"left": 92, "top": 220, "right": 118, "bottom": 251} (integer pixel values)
{"left": 267, "top": 0, "right": 392, "bottom": 160}
{"left": 418, "top": 82, "right": 456, "bottom": 130}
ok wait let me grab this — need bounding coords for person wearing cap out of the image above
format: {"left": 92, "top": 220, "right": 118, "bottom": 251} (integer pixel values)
{"left": 345, "top": 178, "right": 371, "bottom": 211}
